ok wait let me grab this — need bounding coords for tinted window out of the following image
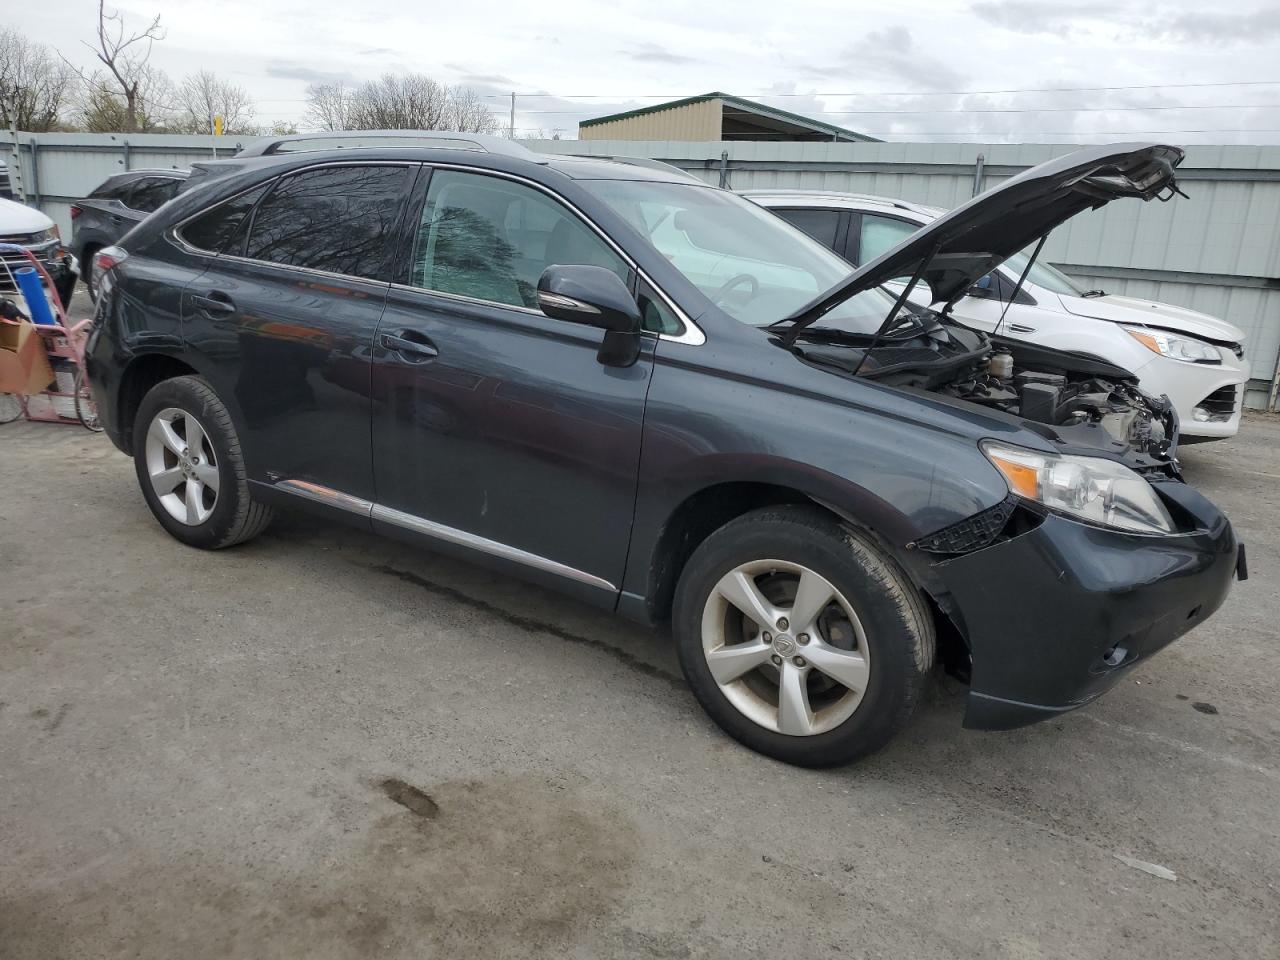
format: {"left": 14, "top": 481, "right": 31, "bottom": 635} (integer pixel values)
{"left": 89, "top": 178, "right": 133, "bottom": 201}
{"left": 774, "top": 209, "right": 841, "bottom": 251}
{"left": 181, "top": 184, "right": 269, "bottom": 254}
{"left": 244, "top": 165, "right": 412, "bottom": 281}
{"left": 857, "top": 214, "right": 917, "bottom": 265}
{"left": 413, "top": 170, "right": 629, "bottom": 309}
{"left": 127, "top": 177, "right": 181, "bottom": 214}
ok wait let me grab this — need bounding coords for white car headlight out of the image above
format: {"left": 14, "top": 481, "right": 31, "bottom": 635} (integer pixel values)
{"left": 982, "top": 441, "right": 1175, "bottom": 535}
{"left": 1125, "top": 327, "right": 1220, "bottom": 364}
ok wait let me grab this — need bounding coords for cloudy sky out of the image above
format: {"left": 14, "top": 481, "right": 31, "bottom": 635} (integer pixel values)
{"left": 17, "top": 0, "right": 1280, "bottom": 143}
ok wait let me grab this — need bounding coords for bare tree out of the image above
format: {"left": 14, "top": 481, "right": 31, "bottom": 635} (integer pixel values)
{"left": 173, "top": 70, "right": 255, "bottom": 134}
{"left": 306, "top": 73, "right": 499, "bottom": 133}
{"left": 349, "top": 73, "right": 450, "bottom": 130}
{"left": 0, "top": 28, "right": 75, "bottom": 131}
{"left": 74, "top": 64, "right": 173, "bottom": 132}
{"left": 304, "top": 82, "right": 354, "bottom": 131}
{"left": 447, "top": 85, "right": 500, "bottom": 135}
{"left": 82, "top": 0, "right": 165, "bottom": 133}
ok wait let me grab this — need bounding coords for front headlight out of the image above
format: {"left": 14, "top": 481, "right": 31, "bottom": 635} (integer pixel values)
{"left": 27, "top": 227, "right": 60, "bottom": 245}
{"left": 1125, "top": 327, "right": 1220, "bottom": 364}
{"left": 982, "top": 441, "right": 1175, "bottom": 534}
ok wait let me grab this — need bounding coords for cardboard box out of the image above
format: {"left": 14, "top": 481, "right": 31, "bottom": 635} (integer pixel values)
{"left": 0, "top": 319, "right": 56, "bottom": 395}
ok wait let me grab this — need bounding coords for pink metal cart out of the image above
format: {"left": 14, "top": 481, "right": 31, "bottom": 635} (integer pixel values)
{"left": 0, "top": 243, "right": 100, "bottom": 431}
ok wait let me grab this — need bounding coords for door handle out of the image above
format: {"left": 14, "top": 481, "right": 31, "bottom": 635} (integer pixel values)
{"left": 380, "top": 331, "right": 438, "bottom": 362}
{"left": 190, "top": 292, "right": 236, "bottom": 316}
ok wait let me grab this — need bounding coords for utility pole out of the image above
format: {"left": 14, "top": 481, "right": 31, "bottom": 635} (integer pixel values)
{"left": 509, "top": 92, "right": 516, "bottom": 140}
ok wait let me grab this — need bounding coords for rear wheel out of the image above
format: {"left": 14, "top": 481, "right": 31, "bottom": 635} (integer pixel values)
{"left": 673, "top": 505, "right": 934, "bottom": 767}
{"left": 81, "top": 245, "right": 102, "bottom": 301}
{"left": 132, "top": 375, "right": 273, "bottom": 549}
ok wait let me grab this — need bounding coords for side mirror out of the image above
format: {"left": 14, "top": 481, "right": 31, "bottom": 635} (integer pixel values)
{"left": 537, "top": 264, "right": 643, "bottom": 367}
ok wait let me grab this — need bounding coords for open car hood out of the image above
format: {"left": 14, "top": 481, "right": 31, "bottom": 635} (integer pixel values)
{"left": 783, "top": 143, "right": 1185, "bottom": 332}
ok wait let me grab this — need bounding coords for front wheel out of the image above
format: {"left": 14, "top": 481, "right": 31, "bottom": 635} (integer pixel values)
{"left": 673, "top": 506, "right": 935, "bottom": 767}
{"left": 132, "top": 375, "right": 274, "bottom": 549}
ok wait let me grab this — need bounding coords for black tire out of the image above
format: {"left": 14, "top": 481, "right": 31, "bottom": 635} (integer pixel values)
{"left": 673, "top": 505, "right": 935, "bottom": 767}
{"left": 132, "top": 375, "right": 274, "bottom": 549}
{"left": 74, "top": 367, "right": 103, "bottom": 432}
{"left": 81, "top": 245, "right": 101, "bottom": 301}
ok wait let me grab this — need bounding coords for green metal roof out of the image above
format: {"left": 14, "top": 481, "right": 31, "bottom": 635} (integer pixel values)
{"left": 579, "top": 92, "right": 880, "bottom": 143}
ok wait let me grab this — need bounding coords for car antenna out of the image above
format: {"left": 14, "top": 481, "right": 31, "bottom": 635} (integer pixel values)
{"left": 846, "top": 239, "right": 944, "bottom": 377}
{"left": 993, "top": 233, "right": 1048, "bottom": 340}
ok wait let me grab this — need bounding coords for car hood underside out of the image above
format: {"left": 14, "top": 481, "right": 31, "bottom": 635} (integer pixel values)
{"left": 784, "top": 143, "right": 1186, "bottom": 332}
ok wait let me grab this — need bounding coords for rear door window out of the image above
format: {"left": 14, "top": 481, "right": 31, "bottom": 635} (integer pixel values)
{"left": 773, "top": 208, "right": 841, "bottom": 253}
{"left": 243, "top": 164, "right": 413, "bottom": 281}
{"left": 127, "top": 177, "right": 181, "bottom": 214}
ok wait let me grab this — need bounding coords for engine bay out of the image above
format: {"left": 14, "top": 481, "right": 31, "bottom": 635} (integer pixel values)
{"left": 788, "top": 313, "right": 1176, "bottom": 461}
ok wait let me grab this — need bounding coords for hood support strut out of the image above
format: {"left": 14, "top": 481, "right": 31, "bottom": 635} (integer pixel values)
{"left": 846, "top": 238, "right": 944, "bottom": 376}
{"left": 993, "top": 233, "right": 1048, "bottom": 339}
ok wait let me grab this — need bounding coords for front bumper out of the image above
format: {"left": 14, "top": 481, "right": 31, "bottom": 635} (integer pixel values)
{"left": 1137, "top": 351, "right": 1247, "bottom": 440}
{"left": 935, "top": 482, "right": 1240, "bottom": 730}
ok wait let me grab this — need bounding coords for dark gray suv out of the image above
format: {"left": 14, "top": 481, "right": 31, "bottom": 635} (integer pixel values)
{"left": 71, "top": 169, "right": 188, "bottom": 297}
{"left": 85, "top": 136, "right": 1243, "bottom": 766}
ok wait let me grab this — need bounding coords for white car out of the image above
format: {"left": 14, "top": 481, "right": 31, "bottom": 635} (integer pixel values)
{"left": 745, "top": 191, "right": 1248, "bottom": 442}
{"left": 0, "top": 196, "right": 79, "bottom": 309}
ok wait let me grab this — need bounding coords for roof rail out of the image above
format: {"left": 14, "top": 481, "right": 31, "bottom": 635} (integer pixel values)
{"left": 234, "top": 130, "right": 544, "bottom": 161}
{"left": 738, "top": 188, "right": 936, "bottom": 214}
{"left": 565, "top": 154, "right": 703, "bottom": 182}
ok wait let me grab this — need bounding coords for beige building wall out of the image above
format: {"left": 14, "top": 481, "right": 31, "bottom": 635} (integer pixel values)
{"left": 580, "top": 98, "right": 723, "bottom": 141}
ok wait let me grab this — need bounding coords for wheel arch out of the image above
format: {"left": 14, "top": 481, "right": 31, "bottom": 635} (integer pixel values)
{"left": 637, "top": 463, "right": 927, "bottom": 625}
{"left": 115, "top": 352, "right": 199, "bottom": 454}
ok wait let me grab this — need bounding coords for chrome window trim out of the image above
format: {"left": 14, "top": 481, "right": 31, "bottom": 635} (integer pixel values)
{"left": 170, "top": 160, "right": 423, "bottom": 263}
{"left": 386, "top": 282, "right": 543, "bottom": 318}
{"left": 273, "top": 480, "right": 615, "bottom": 593}
{"left": 169, "top": 158, "right": 706, "bottom": 346}
{"left": 414, "top": 162, "right": 705, "bottom": 346}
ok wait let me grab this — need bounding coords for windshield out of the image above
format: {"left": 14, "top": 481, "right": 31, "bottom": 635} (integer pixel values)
{"left": 1000, "top": 249, "right": 1086, "bottom": 297}
{"left": 583, "top": 179, "right": 897, "bottom": 334}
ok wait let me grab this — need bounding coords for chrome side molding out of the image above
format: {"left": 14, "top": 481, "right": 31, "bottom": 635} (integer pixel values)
{"left": 276, "top": 479, "right": 374, "bottom": 517}
{"left": 274, "top": 480, "right": 615, "bottom": 593}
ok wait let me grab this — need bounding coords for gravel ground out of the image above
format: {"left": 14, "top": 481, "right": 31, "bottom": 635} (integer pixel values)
{"left": 2, "top": 317, "right": 1277, "bottom": 958}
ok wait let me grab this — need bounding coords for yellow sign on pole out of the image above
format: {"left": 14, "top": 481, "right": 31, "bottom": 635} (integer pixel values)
{"left": 213, "top": 116, "right": 224, "bottom": 136}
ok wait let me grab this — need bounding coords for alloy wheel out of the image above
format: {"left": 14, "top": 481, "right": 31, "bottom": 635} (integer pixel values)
{"left": 144, "top": 407, "right": 220, "bottom": 525}
{"left": 700, "top": 559, "right": 871, "bottom": 736}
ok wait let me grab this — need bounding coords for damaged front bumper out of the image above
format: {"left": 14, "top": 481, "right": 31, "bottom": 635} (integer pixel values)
{"left": 933, "top": 481, "right": 1241, "bottom": 731}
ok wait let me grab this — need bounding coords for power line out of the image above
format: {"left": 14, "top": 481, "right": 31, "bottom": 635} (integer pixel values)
{"left": 253, "top": 81, "right": 1280, "bottom": 105}
{"left": 515, "top": 103, "right": 1280, "bottom": 115}
{"left": 473, "top": 80, "right": 1280, "bottom": 100}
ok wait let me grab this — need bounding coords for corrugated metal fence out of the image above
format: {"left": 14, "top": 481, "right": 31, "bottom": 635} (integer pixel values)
{"left": 6, "top": 131, "right": 1279, "bottom": 406}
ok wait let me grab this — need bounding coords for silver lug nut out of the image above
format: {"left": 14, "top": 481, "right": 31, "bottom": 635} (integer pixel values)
{"left": 797, "top": 633, "right": 810, "bottom": 645}
{"left": 762, "top": 631, "right": 772, "bottom": 643}
{"left": 771, "top": 654, "right": 782, "bottom": 666}
{"left": 777, "top": 617, "right": 789, "bottom": 630}
{"left": 794, "top": 657, "right": 807, "bottom": 668}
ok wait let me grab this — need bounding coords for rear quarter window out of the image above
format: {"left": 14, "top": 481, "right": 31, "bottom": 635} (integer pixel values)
{"left": 179, "top": 184, "right": 270, "bottom": 255}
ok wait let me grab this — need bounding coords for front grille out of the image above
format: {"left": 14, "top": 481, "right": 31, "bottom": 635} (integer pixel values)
{"left": 0, "top": 232, "right": 39, "bottom": 245}
{"left": 0, "top": 242, "right": 61, "bottom": 294}
{"left": 1197, "top": 384, "right": 1238, "bottom": 422}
